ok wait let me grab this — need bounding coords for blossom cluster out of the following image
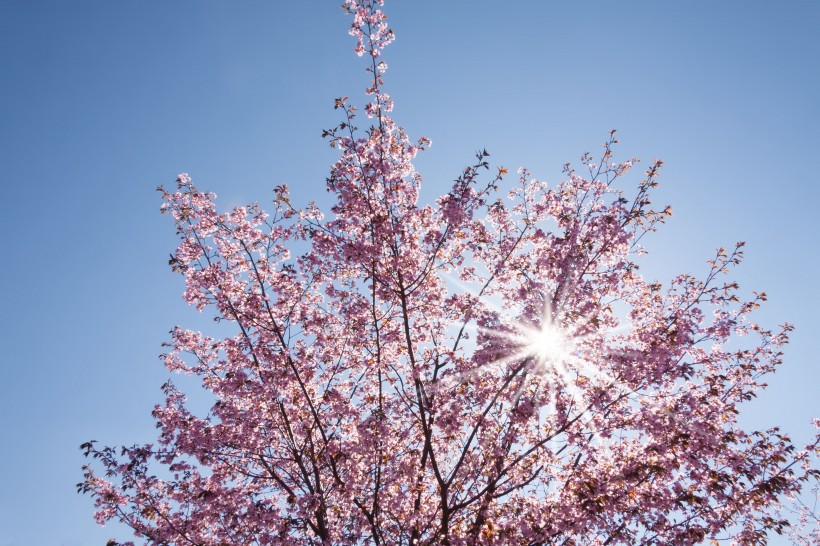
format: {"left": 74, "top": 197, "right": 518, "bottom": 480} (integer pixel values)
{"left": 80, "top": 1, "right": 820, "bottom": 544}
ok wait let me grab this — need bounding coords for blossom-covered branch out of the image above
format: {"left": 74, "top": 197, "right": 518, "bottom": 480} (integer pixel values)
{"left": 80, "top": 1, "right": 820, "bottom": 544}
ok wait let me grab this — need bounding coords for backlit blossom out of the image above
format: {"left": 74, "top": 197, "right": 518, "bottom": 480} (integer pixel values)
{"left": 80, "top": 2, "right": 820, "bottom": 545}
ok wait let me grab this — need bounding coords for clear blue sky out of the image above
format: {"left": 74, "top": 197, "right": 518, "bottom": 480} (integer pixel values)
{"left": 1, "top": 1, "right": 818, "bottom": 544}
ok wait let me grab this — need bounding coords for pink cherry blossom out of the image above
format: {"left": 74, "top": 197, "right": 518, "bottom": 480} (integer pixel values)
{"left": 80, "top": 1, "right": 820, "bottom": 544}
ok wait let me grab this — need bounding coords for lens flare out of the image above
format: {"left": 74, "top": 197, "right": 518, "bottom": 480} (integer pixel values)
{"left": 521, "top": 309, "right": 574, "bottom": 368}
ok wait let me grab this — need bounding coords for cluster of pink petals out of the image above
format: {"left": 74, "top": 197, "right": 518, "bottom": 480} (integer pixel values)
{"left": 80, "top": 1, "right": 820, "bottom": 545}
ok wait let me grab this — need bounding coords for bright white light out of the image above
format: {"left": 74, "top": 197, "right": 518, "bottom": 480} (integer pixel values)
{"left": 525, "top": 320, "right": 572, "bottom": 366}
{"left": 439, "top": 273, "right": 617, "bottom": 394}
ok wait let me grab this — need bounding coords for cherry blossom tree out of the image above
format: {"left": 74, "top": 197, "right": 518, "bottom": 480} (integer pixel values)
{"left": 80, "top": 1, "right": 820, "bottom": 544}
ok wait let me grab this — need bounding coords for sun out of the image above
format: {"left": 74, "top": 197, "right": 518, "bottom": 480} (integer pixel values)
{"left": 524, "top": 320, "right": 573, "bottom": 366}
{"left": 442, "top": 274, "right": 617, "bottom": 390}
{"left": 512, "top": 304, "right": 577, "bottom": 372}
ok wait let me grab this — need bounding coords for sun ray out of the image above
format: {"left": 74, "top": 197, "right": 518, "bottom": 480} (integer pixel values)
{"left": 439, "top": 273, "right": 630, "bottom": 419}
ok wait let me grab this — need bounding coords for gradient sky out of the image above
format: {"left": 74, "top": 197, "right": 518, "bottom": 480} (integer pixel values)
{"left": 1, "top": 1, "right": 818, "bottom": 544}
